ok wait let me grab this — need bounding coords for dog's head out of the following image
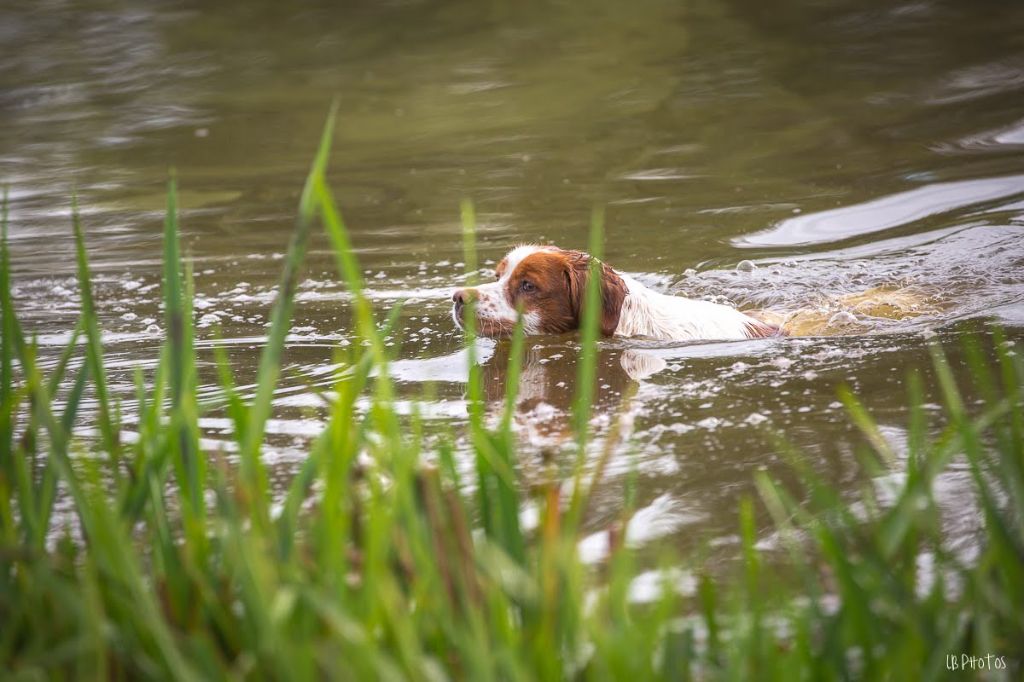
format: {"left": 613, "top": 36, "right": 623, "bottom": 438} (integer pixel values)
{"left": 451, "top": 245, "right": 627, "bottom": 338}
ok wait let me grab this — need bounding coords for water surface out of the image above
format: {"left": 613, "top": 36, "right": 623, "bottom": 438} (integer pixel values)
{"left": 4, "top": 0, "right": 1024, "bottom": 586}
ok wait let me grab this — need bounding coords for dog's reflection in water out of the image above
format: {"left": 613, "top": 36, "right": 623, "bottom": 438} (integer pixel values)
{"left": 478, "top": 341, "right": 666, "bottom": 445}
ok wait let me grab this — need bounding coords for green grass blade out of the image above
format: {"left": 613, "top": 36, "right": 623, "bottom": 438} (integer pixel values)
{"left": 72, "top": 194, "right": 121, "bottom": 478}
{"left": 240, "top": 104, "right": 339, "bottom": 527}
{"left": 566, "top": 206, "right": 605, "bottom": 529}
{"left": 160, "top": 175, "right": 201, "bottom": 516}
{"left": 0, "top": 188, "right": 16, "bottom": 483}
{"left": 1, "top": 188, "right": 12, "bottom": 387}
{"left": 46, "top": 318, "right": 83, "bottom": 399}
{"left": 572, "top": 206, "right": 604, "bottom": 447}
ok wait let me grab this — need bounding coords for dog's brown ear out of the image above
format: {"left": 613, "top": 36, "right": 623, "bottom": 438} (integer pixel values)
{"left": 564, "top": 252, "right": 585, "bottom": 324}
{"left": 597, "top": 262, "right": 626, "bottom": 336}
{"left": 565, "top": 252, "right": 627, "bottom": 337}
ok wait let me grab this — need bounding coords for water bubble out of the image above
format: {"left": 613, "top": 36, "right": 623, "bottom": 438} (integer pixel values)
{"left": 771, "top": 357, "right": 794, "bottom": 370}
{"left": 696, "top": 417, "right": 722, "bottom": 430}
{"left": 744, "top": 412, "right": 768, "bottom": 426}
{"left": 736, "top": 260, "right": 756, "bottom": 272}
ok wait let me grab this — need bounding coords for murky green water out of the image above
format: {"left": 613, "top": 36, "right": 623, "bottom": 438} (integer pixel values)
{"left": 4, "top": 0, "right": 1024, "bottom": 578}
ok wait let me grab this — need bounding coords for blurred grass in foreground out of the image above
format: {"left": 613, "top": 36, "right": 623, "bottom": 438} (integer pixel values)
{"left": 1, "top": 114, "right": 1022, "bottom": 680}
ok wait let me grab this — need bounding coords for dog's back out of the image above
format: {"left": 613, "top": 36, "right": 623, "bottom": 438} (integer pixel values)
{"left": 747, "top": 285, "right": 942, "bottom": 337}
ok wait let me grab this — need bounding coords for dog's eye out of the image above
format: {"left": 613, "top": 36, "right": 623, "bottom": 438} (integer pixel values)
{"left": 521, "top": 280, "right": 536, "bottom": 293}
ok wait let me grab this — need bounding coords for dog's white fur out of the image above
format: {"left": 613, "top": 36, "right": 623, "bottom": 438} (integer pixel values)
{"left": 613, "top": 272, "right": 760, "bottom": 341}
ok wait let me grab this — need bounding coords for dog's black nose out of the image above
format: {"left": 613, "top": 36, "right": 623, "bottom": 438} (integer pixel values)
{"left": 452, "top": 288, "right": 476, "bottom": 305}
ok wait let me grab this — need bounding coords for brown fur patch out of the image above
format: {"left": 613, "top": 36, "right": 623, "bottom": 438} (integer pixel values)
{"left": 507, "top": 249, "right": 627, "bottom": 336}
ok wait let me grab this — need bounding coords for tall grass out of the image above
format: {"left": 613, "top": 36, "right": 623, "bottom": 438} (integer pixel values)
{"left": 1, "top": 113, "right": 1022, "bottom": 680}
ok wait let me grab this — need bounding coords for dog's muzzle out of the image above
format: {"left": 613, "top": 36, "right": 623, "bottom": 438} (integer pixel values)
{"left": 451, "top": 288, "right": 477, "bottom": 329}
